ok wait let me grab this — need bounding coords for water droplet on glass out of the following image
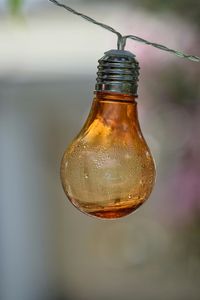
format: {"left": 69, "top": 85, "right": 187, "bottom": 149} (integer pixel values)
{"left": 146, "top": 151, "right": 150, "bottom": 158}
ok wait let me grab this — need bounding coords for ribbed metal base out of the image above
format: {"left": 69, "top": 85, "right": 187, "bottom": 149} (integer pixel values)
{"left": 95, "top": 50, "right": 140, "bottom": 96}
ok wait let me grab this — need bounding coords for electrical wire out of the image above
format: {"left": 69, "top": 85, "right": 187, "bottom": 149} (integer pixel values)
{"left": 49, "top": 0, "right": 200, "bottom": 62}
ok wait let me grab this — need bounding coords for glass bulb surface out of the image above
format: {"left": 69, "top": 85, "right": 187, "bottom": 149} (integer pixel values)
{"left": 60, "top": 92, "right": 156, "bottom": 219}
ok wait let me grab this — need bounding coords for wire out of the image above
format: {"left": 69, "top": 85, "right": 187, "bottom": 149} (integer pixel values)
{"left": 49, "top": 0, "right": 200, "bottom": 63}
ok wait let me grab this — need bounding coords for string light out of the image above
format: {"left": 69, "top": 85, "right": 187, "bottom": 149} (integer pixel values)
{"left": 49, "top": 0, "right": 199, "bottom": 219}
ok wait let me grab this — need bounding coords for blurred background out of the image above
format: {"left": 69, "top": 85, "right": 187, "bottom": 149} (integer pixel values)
{"left": 0, "top": 0, "right": 200, "bottom": 299}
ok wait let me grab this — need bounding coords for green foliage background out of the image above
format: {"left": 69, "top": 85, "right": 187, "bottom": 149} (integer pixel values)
{"left": 8, "top": 0, "right": 23, "bottom": 15}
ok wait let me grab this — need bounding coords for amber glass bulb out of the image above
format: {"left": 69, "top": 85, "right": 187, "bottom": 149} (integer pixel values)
{"left": 60, "top": 91, "right": 156, "bottom": 219}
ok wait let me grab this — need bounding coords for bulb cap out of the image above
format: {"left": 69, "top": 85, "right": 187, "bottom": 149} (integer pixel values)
{"left": 95, "top": 50, "right": 140, "bottom": 96}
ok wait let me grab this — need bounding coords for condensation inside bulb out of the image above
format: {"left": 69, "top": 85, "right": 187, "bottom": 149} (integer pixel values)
{"left": 60, "top": 92, "right": 156, "bottom": 219}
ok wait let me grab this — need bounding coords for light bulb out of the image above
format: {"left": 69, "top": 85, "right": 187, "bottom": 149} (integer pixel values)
{"left": 60, "top": 50, "right": 156, "bottom": 219}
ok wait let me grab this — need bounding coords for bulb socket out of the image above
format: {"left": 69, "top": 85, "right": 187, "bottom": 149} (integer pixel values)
{"left": 95, "top": 49, "right": 140, "bottom": 96}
